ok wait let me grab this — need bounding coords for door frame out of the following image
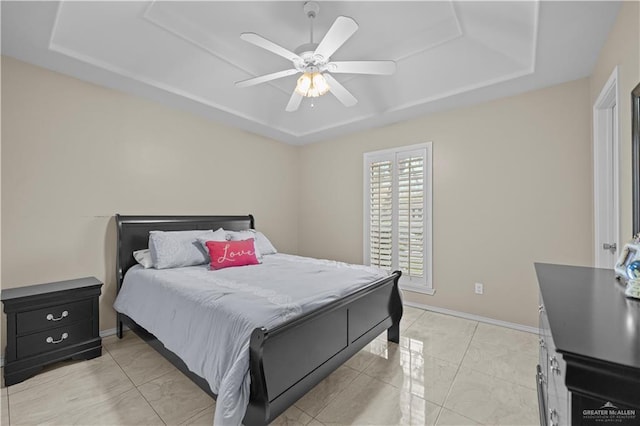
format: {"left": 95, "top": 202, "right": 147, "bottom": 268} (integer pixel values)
{"left": 593, "top": 67, "right": 620, "bottom": 268}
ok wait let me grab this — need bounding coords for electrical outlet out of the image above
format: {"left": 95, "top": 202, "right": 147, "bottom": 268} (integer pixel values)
{"left": 475, "top": 282, "right": 484, "bottom": 295}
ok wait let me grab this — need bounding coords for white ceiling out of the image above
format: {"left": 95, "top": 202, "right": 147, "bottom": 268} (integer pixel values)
{"left": 1, "top": 1, "right": 620, "bottom": 145}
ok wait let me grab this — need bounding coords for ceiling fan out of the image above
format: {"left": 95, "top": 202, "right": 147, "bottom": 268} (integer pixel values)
{"left": 235, "top": 1, "right": 396, "bottom": 112}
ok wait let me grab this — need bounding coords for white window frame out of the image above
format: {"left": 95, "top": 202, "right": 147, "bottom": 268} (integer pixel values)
{"left": 363, "top": 142, "right": 434, "bottom": 295}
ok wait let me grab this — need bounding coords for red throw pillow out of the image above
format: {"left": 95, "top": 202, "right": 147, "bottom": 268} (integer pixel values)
{"left": 205, "top": 239, "right": 260, "bottom": 270}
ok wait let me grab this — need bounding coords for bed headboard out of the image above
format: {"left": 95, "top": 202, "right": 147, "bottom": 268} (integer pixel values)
{"left": 115, "top": 214, "right": 254, "bottom": 293}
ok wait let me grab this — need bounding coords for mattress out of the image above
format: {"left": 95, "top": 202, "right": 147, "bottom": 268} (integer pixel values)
{"left": 113, "top": 253, "right": 387, "bottom": 425}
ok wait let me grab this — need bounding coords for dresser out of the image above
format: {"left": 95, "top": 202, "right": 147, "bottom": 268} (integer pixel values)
{"left": 535, "top": 263, "right": 640, "bottom": 426}
{"left": 2, "top": 277, "right": 103, "bottom": 386}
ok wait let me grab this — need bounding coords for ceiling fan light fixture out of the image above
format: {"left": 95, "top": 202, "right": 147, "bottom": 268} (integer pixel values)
{"left": 296, "top": 72, "right": 330, "bottom": 98}
{"left": 312, "top": 72, "right": 329, "bottom": 95}
{"left": 237, "top": 3, "right": 395, "bottom": 111}
{"left": 295, "top": 73, "right": 311, "bottom": 95}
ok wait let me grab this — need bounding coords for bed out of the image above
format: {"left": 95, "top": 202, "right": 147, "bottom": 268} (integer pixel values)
{"left": 114, "top": 214, "right": 403, "bottom": 425}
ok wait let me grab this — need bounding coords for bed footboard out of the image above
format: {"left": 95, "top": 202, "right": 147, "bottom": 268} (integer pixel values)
{"left": 244, "top": 271, "right": 402, "bottom": 426}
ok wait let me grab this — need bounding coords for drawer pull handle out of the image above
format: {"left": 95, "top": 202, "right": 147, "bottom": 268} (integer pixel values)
{"left": 549, "top": 408, "right": 559, "bottom": 426}
{"left": 549, "top": 355, "right": 561, "bottom": 375}
{"left": 46, "top": 311, "right": 69, "bottom": 321}
{"left": 46, "top": 332, "right": 69, "bottom": 344}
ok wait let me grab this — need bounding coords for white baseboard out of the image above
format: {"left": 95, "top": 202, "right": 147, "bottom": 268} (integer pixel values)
{"left": 404, "top": 301, "right": 540, "bottom": 334}
{"left": 100, "top": 327, "right": 118, "bottom": 338}
{"left": 100, "top": 326, "right": 129, "bottom": 338}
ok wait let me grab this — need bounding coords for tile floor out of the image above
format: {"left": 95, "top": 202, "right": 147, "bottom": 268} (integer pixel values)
{"left": 1, "top": 307, "right": 540, "bottom": 425}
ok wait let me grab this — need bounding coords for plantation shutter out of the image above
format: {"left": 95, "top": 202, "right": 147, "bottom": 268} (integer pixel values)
{"left": 397, "top": 150, "right": 426, "bottom": 282}
{"left": 365, "top": 145, "right": 431, "bottom": 289}
{"left": 368, "top": 160, "right": 394, "bottom": 271}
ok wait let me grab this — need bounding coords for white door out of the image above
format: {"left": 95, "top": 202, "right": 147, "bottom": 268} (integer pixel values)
{"left": 594, "top": 69, "right": 619, "bottom": 269}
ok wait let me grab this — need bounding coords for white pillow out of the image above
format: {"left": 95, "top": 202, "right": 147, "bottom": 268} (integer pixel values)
{"left": 211, "top": 227, "right": 231, "bottom": 241}
{"left": 226, "top": 230, "right": 255, "bottom": 241}
{"left": 197, "top": 228, "right": 229, "bottom": 248}
{"left": 149, "top": 229, "right": 214, "bottom": 269}
{"left": 133, "top": 249, "right": 153, "bottom": 269}
{"left": 248, "top": 230, "right": 278, "bottom": 255}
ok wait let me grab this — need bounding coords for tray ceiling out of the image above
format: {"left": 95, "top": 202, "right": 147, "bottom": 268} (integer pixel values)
{"left": 1, "top": 1, "right": 620, "bottom": 145}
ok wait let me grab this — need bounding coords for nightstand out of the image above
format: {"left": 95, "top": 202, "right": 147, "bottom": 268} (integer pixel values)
{"left": 2, "top": 277, "right": 103, "bottom": 386}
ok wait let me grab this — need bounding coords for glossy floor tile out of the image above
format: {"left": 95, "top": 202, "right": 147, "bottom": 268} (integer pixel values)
{"left": 464, "top": 323, "right": 539, "bottom": 390}
{"left": 105, "top": 333, "right": 177, "bottom": 386}
{"left": 2, "top": 387, "right": 9, "bottom": 426}
{"left": 399, "top": 306, "right": 426, "bottom": 331}
{"left": 416, "top": 311, "right": 479, "bottom": 336}
{"left": 180, "top": 406, "right": 214, "bottom": 426}
{"left": 271, "top": 405, "right": 313, "bottom": 426}
{"left": 363, "top": 343, "right": 459, "bottom": 405}
{"left": 316, "top": 373, "right": 442, "bottom": 425}
{"left": 137, "top": 369, "right": 214, "bottom": 425}
{"left": 40, "top": 388, "right": 164, "bottom": 425}
{"left": 403, "top": 311, "right": 478, "bottom": 365}
{"left": 444, "top": 367, "right": 539, "bottom": 425}
{"left": 4, "top": 308, "right": 540, "bottom": 425}
{"left": 294, "top": 365, "right": 360, "bottom": 417}
{"left": 343, "top": 339, "right": 389, "bottom": 372}
{"left": 7, "top": 358, "right": 90, "bottom": 396}
{"left": 435, "top": 408, "right": 481, "bottom": 425}
{"left": 9, "top": 353, "right": 134, "bottom": 425}
{"left": 402, "top": 325, "right": 476, "bottom": 365}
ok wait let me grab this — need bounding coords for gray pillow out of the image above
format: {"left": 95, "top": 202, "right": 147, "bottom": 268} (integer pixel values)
{"left": 149, "top": 230, "right": 214, "bottom": 269}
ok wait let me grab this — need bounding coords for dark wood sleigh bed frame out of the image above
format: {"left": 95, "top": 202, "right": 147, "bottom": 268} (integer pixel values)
{"left": 115, "top": 214, "right": 403, "bottom": 425}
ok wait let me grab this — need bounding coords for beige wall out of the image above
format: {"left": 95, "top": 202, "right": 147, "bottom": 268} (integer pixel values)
{"left": 1, "top": 56, "right": 300, "bottom": 347}
{"left": 298, "top": 78, "right": 593, "bottom": 328}
{"left": 590, "top": 0, "right": 639, "bottom": 243}
{"left": 1, "top": 1, "right": 637, "bottom": 346}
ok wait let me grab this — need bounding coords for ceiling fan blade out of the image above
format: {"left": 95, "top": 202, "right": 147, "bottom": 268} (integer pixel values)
{"left": 240, "top": 33, "right": 303, "bottom": 62}
{"left": 328, "top": 61, "right": 396, "bottom": 75}
{"left": 314, "top": 16, "right": 358, "bottom": 61}
{"left": 285, "top": 90, "right": 303, "bottom": 112}
{"left": 324, "top": 73, "right": 357, "bottom": 107}
{"left": 236, "top": 69, "right": 299, "bottom": 88}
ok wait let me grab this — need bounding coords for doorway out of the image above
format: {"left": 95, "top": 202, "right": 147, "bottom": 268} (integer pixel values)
{"left": 593, "top": 67, "right": 620, "bottom": 268}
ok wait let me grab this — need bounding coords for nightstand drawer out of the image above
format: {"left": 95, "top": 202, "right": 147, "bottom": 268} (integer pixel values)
{"left": 17, "top": 321, "right": 93, "bottom": 359}
{"left": 16, "top": 299, "right": 93, "bottom": 335}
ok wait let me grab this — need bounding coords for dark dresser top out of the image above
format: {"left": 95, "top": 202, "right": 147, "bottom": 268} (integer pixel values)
{"left": 535, "top": 263, "right": 640, "bottom": 370}
{"left": 1, "top": 277, "right": 102, "bottom": 301}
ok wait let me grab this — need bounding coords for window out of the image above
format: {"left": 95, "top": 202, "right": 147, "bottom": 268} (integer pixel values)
{"left": 364, "top": 143, "right": 433, "bottom": 293}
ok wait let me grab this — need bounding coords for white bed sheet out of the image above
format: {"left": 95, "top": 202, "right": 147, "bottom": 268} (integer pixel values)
{"left": 113, "top": 253, "right": 387, "bottom": 426}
